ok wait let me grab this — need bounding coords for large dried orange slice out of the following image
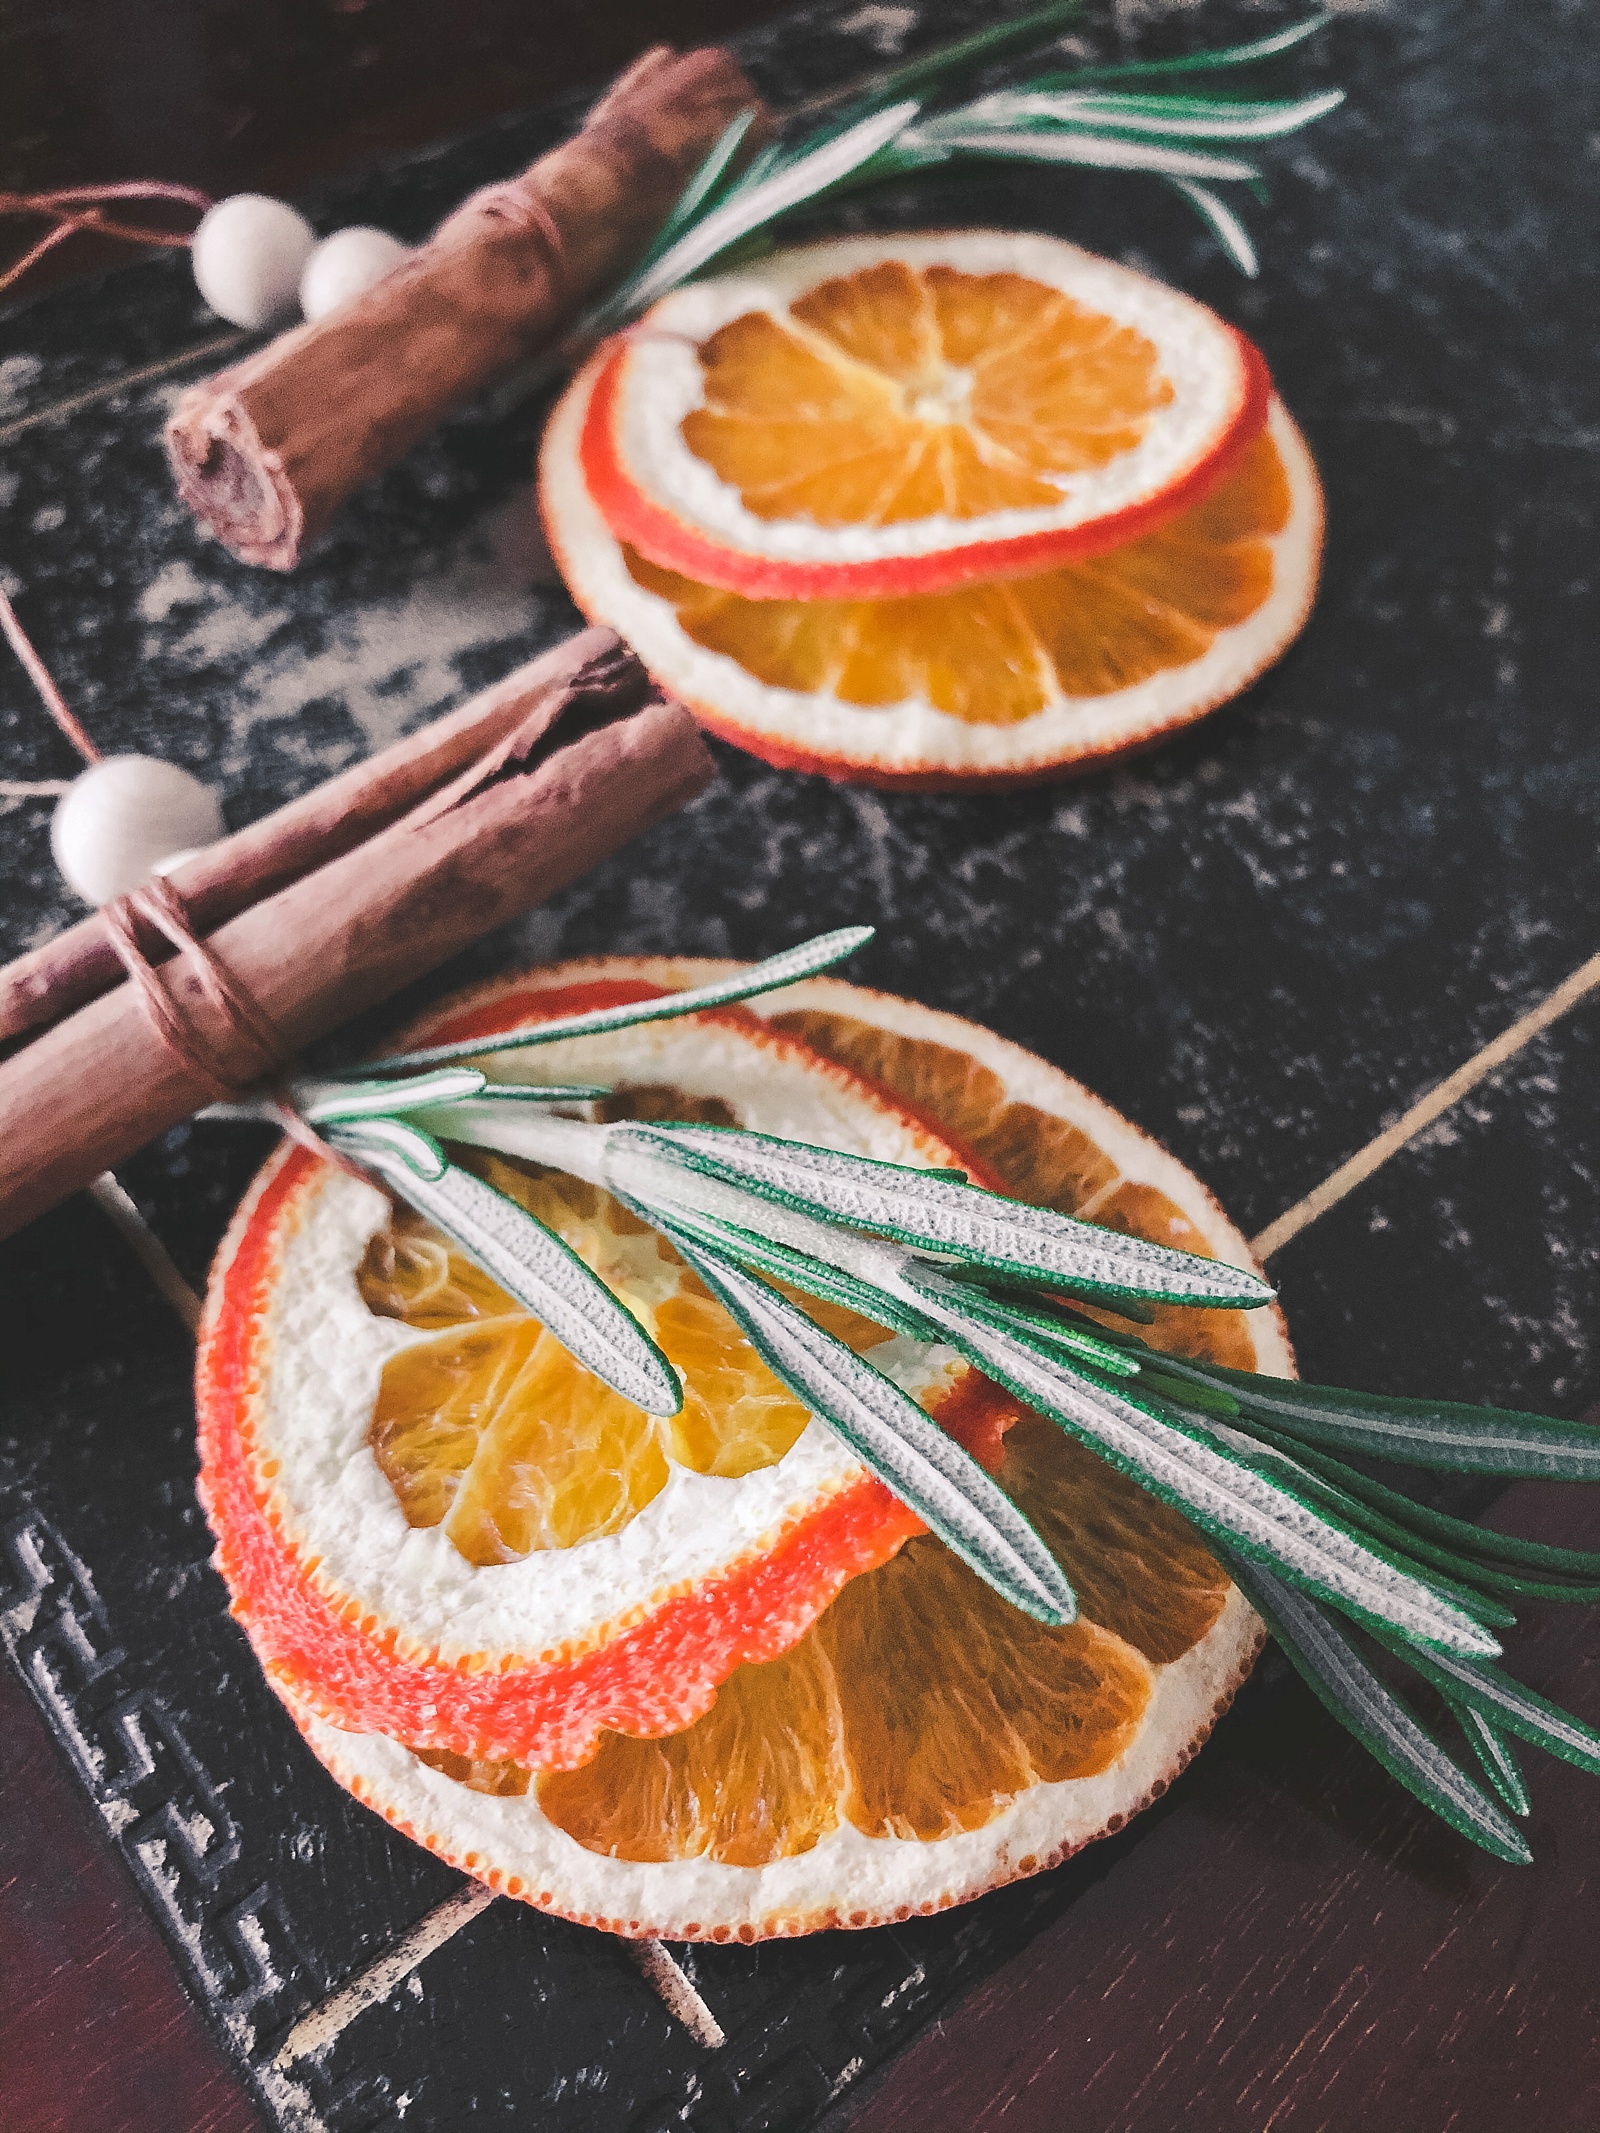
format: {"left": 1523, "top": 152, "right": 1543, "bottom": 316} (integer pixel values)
{"left": 275, "top": 966, "right": 1293, "bottom": 1940}
{"left": 544, "top": 353, "right": 1321, "bottom": 786}
{"left": 580, "top": 232, "right": 1270, "bottom": 600}
{"left": 196, "top": 976, "right": 1023, "bottom": 1772}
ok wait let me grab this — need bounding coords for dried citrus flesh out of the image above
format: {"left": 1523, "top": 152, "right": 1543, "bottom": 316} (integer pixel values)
{"left": 276, "top": 964, "right": 1290, "bottom": 1941}
{"left": 764, "top": 1004, "right": 1256, "bottom": 1370}
{"left": 536, "top": 1417, "right": 1224, "bottom": 1863}
{"left": 683, "top": 260, "right": 1174, "bottom": 526}
{"left": 542, "top": 354, "right": 1323, "bottom": 787}
{"left": 581, "top": 230, "right": 1270, "bottom": 600}
{"left": 621, "top": 425, "right": 1288, "bottom": 726}
{"left": 196, "top": 984, "right": 1026, "bottom": 1772}
{"left": 361, "top": 1157, "right": 929, "bottom": 1565}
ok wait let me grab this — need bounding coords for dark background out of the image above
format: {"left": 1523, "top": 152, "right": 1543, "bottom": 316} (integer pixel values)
{"left": 2, "top": 3, "right": 1598, "bottom": 2129}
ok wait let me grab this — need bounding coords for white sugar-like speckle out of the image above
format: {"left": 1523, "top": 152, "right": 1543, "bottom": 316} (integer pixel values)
{"left": 837, "top": 3, "right": 918, "bottom": 53}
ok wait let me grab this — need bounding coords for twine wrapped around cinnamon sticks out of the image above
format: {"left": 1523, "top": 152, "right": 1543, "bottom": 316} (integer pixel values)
{"left": 165, "top": 44, "right": 767, "bottom": 570}
{"left": 0, "top": 631, "right": 714, "bottom": 1239}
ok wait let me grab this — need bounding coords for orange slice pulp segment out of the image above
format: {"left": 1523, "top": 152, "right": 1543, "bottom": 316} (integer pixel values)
{"left": 360, "top": 1154, "right": 924, "bottom": 1568}
{"left": 578, "top": 233, "right": 1272, "bottom": 603}
{"left": 682, "top": 261, "right": 1176, "bottom": 529}
{"left": 620, "top": 425, "right": 1290, "bottom": 728}
{"left": 417, "top": 1003, "right": 1254, "bottom": 1868}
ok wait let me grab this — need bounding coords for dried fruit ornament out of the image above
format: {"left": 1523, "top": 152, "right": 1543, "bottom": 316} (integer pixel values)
{"left": 193, "top": 931, "right": 1600, "bottom": 1942}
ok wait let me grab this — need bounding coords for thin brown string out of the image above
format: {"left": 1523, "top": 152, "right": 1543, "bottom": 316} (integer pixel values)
{"left": 9, "top": 579, "right": 364, "bottom": 1174}
{"left": 0, "top": 586, "right": 102, "bottom": 763}
{"left": 98, "top": 880, "right": 373, "bottom": 1181}
{"left": 100, "top": 874, "right": 284, "bottom": 1098}
{"left": 0, "top": 182, "right": 211, "bottom": 296}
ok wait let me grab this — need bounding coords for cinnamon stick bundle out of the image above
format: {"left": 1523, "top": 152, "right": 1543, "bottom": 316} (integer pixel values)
{"left": 165, "top": 45, "right": 766, "bottom": 570}
{"left": 0, "top": 623, "right": 618, "bottom": 1047}
{"left": 0, "top": 634, "right": 713, "bottom": 1239}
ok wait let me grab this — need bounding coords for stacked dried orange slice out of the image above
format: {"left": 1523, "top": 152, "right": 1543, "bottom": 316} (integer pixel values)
{"left": 541, "top": 231, "right": 1324, "bottom": 787}
{"left": 198, "top": 959, "right": 1290, "bottom": 1939}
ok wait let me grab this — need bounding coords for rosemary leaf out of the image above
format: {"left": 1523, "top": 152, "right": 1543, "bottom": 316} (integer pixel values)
{"left": 1383, "top": 1642, "right": 1600, "bottom": 1779}
{"left": 1229, "top": 1435, "right": 1600, "bottom": 1582}
{"left": 1044, "top": 14, "right": 1334, "bottom": 88}
{"left": 1448, "top": 1700, "right": 1531, "bottom": 1817}
{"left": 296, "top": 1067, "right": 487, "bottom": 1123}
{"left": 1216, "top": 1550, "right": 1531, "bottom": 1865}
{"left": 898, "top": 1274, "right": 1500, "bottom": 1657}
{"left": 456, "top": 1083, "right": 614, "bottom": 1105}
{"left": 1203, "top": 1425, "right": 1600, "bottom": 1606}
{"left": 1164, "top": 179, "right": 1260, "bottom": 275}
{"left": 632, "top": 108, "right": 764, "bottom": 274}
{"left": 328, "top": 1125, "right": 681, "bottom": 1417}
{"left": 945, "top": 87, "right": 1343, "bottom": 139}
{"left": 619, "top": 1194, "right": 937, "bottom": 1343}
{"left": 604, "top": 101, "right": 920, "bottom": 324}
{"left": 660, "top": 1222, "right": 1076, "bottom": 1626}
{"left": 1195, "top": 1419, "right": 1518, "bottom": 1631}
{"left": 1128, "top": 1354, "right": 1600, "bottom": 1481}
{"left": 909, "top": 127, "right": 1262, "bottom": 184}
{"left": 328, "top": 1114, "right": 447, "bottom": 1179}
{"left": 623, "top": 1123, "right": 1275, "bottom": 1307}
{"left": 368, "top": 926, "right": 874, "bottom": 1074}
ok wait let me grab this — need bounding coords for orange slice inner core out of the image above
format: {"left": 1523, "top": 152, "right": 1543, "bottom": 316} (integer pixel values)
{"left": 357, "top": 1088, "right": 945, "bottom": 1566}
{"left": 682, "top": 262, "right": 1175, "bottom": 526}
{"left": 413, "top": 1011, "right": 1256, "bottom": 1865}
{"left": 623, "top": 428, "right": 1291, "bottom": 724}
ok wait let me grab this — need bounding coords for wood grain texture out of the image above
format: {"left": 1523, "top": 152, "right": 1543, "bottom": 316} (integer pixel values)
{"left": 0, "top": 1660, "right": 263, "bottom": 2133}
{"left": 848, "top": 1472, "right": 1600, "bottom": 2133}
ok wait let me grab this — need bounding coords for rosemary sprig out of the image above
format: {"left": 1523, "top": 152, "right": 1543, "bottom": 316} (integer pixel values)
{"left": 572, "top": 7, "right": 1342, "bottom": 350}
{"left": 209, "top": 927, "right": 1600, "bottom": 1860}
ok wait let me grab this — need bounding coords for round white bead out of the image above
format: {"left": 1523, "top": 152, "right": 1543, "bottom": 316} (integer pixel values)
{"left": 299, "top": 226, "right": 412, "bottom": 322}
{"left": 191, "top": 194, "right": 317, "bottom": 329}
{"left": 51, "top": 756, "right": 224, "bottom": 907}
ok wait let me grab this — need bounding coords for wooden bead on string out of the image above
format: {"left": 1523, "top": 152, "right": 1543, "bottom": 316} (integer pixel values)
{"left": 3, "top": 585, "right": 224, "bottom": 906}
{"left": 191, "top": 194, "right": 316, "bottom": 329}
{"left": 299, "top": 226, "right": 412, "bottom": 321}
{"left": 50, "top": 756, "right": 223, "bottom": 907}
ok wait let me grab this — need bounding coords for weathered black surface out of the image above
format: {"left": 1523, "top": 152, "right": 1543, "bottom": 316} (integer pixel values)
{"left": 2, "top": 1, "right": 1597, "bottom": 2128}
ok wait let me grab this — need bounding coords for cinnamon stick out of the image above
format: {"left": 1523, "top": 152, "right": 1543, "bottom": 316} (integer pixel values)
{"left": 165, "top": 45, "right": 766, "bottom": 569}
{"left": 0, "top": 624, "right": 619, "bottom": 1047}
{"left": 0, "top": 643, "right": 714, "bottom": 1240}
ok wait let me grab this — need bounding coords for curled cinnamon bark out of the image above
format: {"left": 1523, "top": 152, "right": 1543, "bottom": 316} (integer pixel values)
{"left": 0, "top": 625, "right": 620, "bottom": 1048}
{"left": 0, "top": 637, "right": 714, "bottom": 1239}
{"left": 165, "top": 44, "right": 766, "bottom": 569}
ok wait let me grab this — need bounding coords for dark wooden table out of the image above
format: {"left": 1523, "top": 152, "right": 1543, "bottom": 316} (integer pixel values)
{"left": 3, "top": 4, "right": 1597, "bottom": 2131}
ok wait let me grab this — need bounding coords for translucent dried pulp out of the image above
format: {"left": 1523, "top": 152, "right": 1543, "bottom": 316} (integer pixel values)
{"left": 581, "top": 230, "right": 1271, "bottom": 599}
{"left": 219, "top": 964, "right": 1292, "bottom": 1938}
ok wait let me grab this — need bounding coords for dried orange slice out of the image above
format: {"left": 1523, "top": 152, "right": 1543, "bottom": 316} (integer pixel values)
{"left": 275, "top": 967, "right": 1293, "bottom": 1940}
{"left": 579, "top": 232, "right": 1270, "bottom": 601}
{"left": 544, "top": 354, "right": 1321, "bottom": 786}
{"left": 196, "top": 976, "right": 1022, "bottom": 1772}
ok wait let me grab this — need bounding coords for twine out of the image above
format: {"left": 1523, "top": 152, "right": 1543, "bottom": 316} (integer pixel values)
{"left": 3, "top": 579, "right": 364, "bottom": 1173}
{"left": 100, "top": 874, "right": 284, "bottom": 1098}
{"left": 0, "top": 586, "right": 103, "bottom": 763}
{"left": 1, "top": 181, "right": 211, "bottom": 297}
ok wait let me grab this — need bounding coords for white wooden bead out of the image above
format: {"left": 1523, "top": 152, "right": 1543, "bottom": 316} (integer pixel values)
{"left": 191, "top": 194, "right": 316, "bottom": 329}
{"left": 299, "top": 226, "right": 412, "bottom": 322}
{"left": 51, "top": 755, "right": 224, "bottom": 907}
